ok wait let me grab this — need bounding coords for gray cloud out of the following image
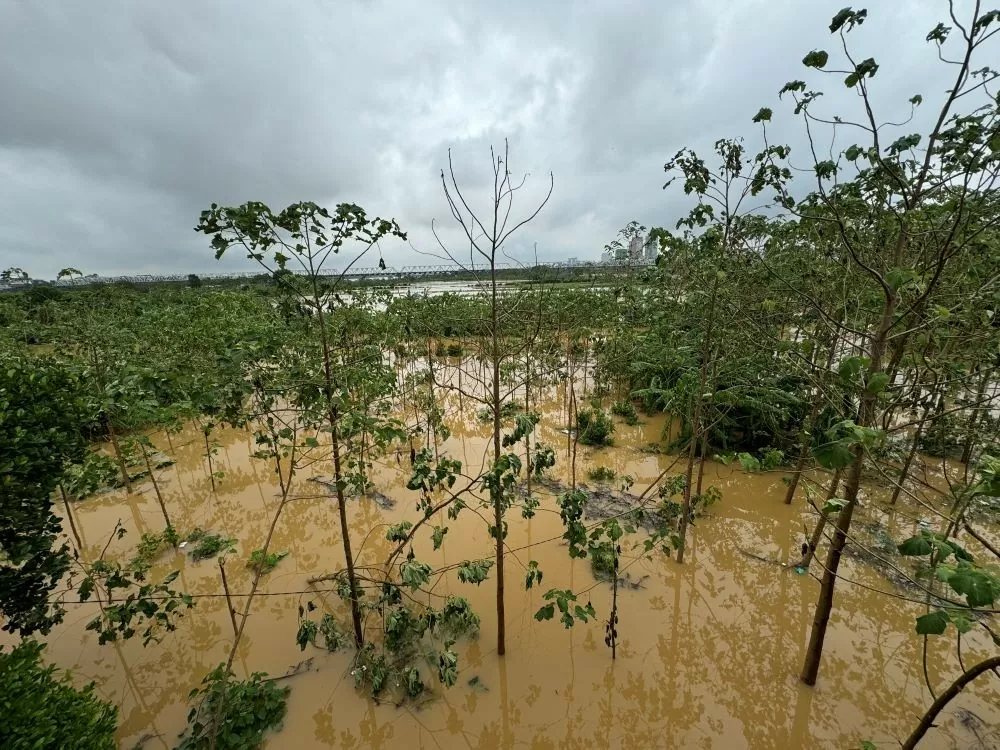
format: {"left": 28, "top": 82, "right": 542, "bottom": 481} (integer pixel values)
{"left": 0, "top": 0, "right": 978, "bottom": 278}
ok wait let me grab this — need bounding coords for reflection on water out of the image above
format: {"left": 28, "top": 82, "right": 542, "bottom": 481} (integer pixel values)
{"left": 22, "top": 378, "right": 1000, "bottom": 749}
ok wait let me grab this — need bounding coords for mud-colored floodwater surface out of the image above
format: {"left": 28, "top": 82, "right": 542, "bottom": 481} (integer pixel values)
{"left": 21, "top": 376, "right": 1000, "bottom": 749}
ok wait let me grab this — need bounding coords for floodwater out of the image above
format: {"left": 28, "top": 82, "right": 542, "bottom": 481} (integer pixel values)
{"left": 26, "top": 367, "right": 1000, "bottom": 749}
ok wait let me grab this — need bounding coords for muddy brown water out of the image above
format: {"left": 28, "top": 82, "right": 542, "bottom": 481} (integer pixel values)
{"left": 20, "top": 381, "right": 1000, "bottom": 749}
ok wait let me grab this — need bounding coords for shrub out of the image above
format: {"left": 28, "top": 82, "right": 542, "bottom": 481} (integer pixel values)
{"left": 611, "top": 400, "right": 639, "bottom": 425}
{"left": 576, "top": 408, "right": 614, "bottom": 446}
{"left": 447, "top": 343, "right": 463, "bottom": 357}
{"left": 590, "top": 544, "right": 617, "bottom": 581}
{"left": 177, "top": 665, "right": 288, "bottom": 750}
{"left": 0, "top": 640, "right": 118, "bottom": 750}
{"left": 587, "top": 466, "right": 616, "bottom": 482}
{"left": 185, "top": 529, "right": 236, "bottom": 561}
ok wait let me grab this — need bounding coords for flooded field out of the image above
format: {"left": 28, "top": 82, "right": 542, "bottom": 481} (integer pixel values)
{"left": 25, "top": 376, "right": 1000, "bottom": 749}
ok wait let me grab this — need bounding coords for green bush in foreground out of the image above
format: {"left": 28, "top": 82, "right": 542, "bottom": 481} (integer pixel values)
{"left": 0, "top": 640, "right": 117, "bottom": 750}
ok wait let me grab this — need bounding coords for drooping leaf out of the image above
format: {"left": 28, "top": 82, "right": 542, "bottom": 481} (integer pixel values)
{"left": 914, "top": 610, "right": 950, "bottom": 635}
{"left": 897, "top": 534, "right": 933, "bottom": 557}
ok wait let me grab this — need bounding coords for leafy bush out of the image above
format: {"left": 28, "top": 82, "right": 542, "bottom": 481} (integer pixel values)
{"left": 1, "top": 355, "right": 89, "bottom": 635}
{"left": 447, "top": 343, "right": 463, "bottom": 357}
{"left": 576, "top": 408, "right": 614, "bottom": 446}
{"left": 587, "top": 466, "right": 616, "bottom": 482}
{"left": 61, "top": 451, "right": 120, "bottom": 499}
{"left": 185, "top": 529, "right": 236, "bottom": 561}
{"left": 590, "top": 543, "right": 617, "bottom": 580}
{"left": 128, "top": 528, "right": 178, "bottom": 578}
{"left": 610, "top": 400, "right": 639, "bottom": 425}
{"left": 177, "top": 665, "right": 288, "bottom": 750}
{"left": 0, "top": 640, "right": 117, "bottom": 750}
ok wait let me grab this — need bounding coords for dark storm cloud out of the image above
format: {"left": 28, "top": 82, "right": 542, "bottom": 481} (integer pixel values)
{"left": 0, "top": 0, "right": 965, "bottom": 277}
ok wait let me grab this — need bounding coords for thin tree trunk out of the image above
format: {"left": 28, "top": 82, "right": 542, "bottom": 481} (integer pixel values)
{"left": 795, "top": 469, "right": 841, "bottom": 569}
{"left": 960, "top": 367, "right": 990, "bottom": 467}
{"left": 785, "top": 400, "right": 821, "bottom": 505}
{"left": 800, "top": 448, "right": 863, "bottom": 685}
{"left": 58, "top": 484, "right": 83, "bottom": 550}
{"left": 610, "top": 545, "right": 619, "bottom": 660}
{"left": 801, "top": 285, "right": 897, "bottom": 685}
{"left": 695, "top": 431, "right": 709, "bottom": 496}
{"left": 787, "top": 328, "right": 839, "bottom": 505}
{"left": 218, "top": 559, "right": 239, "bottom": 637}
{"left": 312, "top": 280, "right": 365, "bottom": 648}
{"left": 107, "top": 422, "right": 133, "bottom": 494}
{"left": 203, "top": 427, "right": 216, "bottom": 493}
{"left": 140, "top": 441, "right": 173, "bottom": 539}
{"left": 490, "top": 260, "right": 506, "bottom": 656}
{"left": 901, "top": 656, "right": 1000, "bottom": 750}
{"left": 890, "top": 409, "right": 933, "bottom": 506}
{"left": 678, "top": 273, "right": 719, "bottom": 564}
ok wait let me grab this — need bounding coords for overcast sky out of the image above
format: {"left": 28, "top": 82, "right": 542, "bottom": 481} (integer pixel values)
{"left": 0, "top": 1, "right": 981, "bottom": 279}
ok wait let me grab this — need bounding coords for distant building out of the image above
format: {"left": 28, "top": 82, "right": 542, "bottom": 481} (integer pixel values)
{"left": 627, "top": 234, "right": 644, "bottom": 261}
{"left": 643, "top": 234, "right": 658, "bottom": 262}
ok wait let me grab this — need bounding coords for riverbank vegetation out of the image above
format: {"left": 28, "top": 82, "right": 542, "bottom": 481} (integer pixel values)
{"left": 1, "top": 5, "right": 1000, "bottom": 748}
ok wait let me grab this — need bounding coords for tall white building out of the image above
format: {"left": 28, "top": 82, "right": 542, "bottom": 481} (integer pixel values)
{"left": 643, "top": 234, "right": 658, "bottom": 262}
{"left": 627, "top": 234, "right": 644, "bottom": 261}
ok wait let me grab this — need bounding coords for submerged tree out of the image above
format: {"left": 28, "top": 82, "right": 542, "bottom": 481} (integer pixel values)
{"left": 661, "top": 2, "right": 1000, "bottom": 688}
{"left": 197, "top": 200, "right": 406, "bottom": 648}
{"left": 434, "top": 141, "right": 553, "bottom": 655}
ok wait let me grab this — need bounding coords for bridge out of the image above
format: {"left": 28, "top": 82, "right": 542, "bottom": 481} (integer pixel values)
{"left": 1, "top": 259, "right": 655, "bottom": 291}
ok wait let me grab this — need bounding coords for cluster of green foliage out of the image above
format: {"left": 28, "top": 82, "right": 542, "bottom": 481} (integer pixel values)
{"left": 0, "top": 355, "right": 88, "bottom": 635}
{"left": 61, "top": 451, "right": 120, "bottom": 499}
{"left": 586, "top": 466, "right": 616, "bottom": 482}
{"left": 185, "top": 529, "right": 236, "bottom": 561}
{"left": 177, "top": 666, "right": 288, "bottom": 750}
{"left": 0, "top": 641, "right": 118, "bottom": 750}
{"left": 246, "top": 549, "right": 288, "bottom": 575}
{"left": 127, "top": 528, "right": 179, "bottom": 578}
{"left": 610, "top": 400, "right": 639, "bottom": 425}
{"left": 576, "top": 408, "right": 614, "bottom": 446}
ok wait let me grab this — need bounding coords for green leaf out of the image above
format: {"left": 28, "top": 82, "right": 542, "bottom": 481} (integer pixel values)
{"left": 915, "top": 610, "right": 950, "bottom": 635}
{"left": 431, "top": 525, "right": 448, "bottom": 551}
{"left": 947, "top": 567, "right": 997, "bottom": 607}
{"left": 821, "top": 497, "right": 847, "bottom": 514}
{"left": 534, "top": 604, "right": 555, "bottom": 622}
{"left": 897, "top": 534, "right": 933, "bottom": 557}
{"left": 779, "top": 80, "right": 806, "bottom": 98}
{"left": 867, "top": 372, "right": 890, "bottom": 394}
{"left": 457, "top": 559, "right": 494, "bottom": 586}
{"left": 400, "top": 560, "right": 432, "bottom": 591}
{"left": 951, "top": 613, "right": 973, "bottom": 634}
{"left": 812, "top": 440, "right": 854, "bottom": 470}
{"left": 803, "top": 50, "right": 829, "bottom": 69}
{"left": 752, "top": 107, "right": 772, "bottom": 123}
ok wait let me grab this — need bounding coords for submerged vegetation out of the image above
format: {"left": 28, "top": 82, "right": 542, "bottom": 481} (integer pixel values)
{"left": 1, "top": 5, "right": 1000, "bottom": 748}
